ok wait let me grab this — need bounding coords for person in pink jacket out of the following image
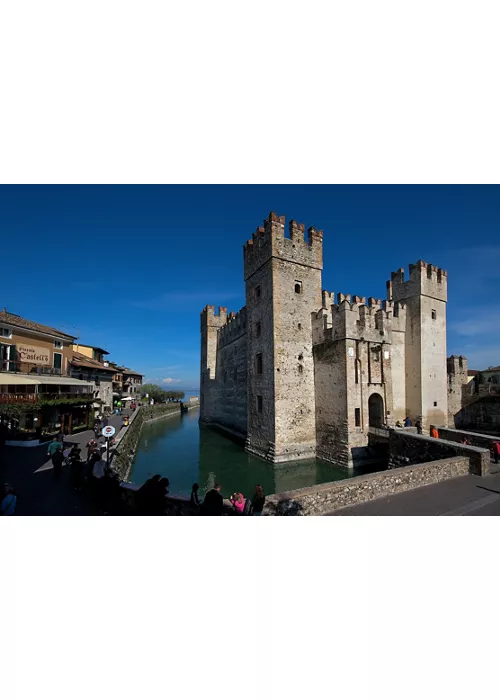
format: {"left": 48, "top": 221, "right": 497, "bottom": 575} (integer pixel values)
{"left": 230, "top": 492, "right": 245, "bottom": 514}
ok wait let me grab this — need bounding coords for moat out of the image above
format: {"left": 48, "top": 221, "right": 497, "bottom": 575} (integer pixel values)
{"left": 130, "top": 408, "right": 355, "bottom": 498}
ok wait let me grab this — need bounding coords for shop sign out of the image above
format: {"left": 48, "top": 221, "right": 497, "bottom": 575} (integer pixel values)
{"left": 17, "top": 344, "right": 50, "bottom": 365}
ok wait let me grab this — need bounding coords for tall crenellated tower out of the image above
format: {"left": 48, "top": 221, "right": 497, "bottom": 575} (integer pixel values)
{"left": 243, "top": 212, "right": 323, "bottom": 461}
{"left": 387, "top": 261, "right": 448, "bottom": 429}
{"left": 199, "top": 304, "right": 227, "bottom": 423}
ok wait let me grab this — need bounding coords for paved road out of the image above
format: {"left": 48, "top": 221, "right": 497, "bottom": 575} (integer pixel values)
{"left": 0, "top": 414, "right": 124, "bottom": 515}
{"left": 328, "top": 471, "right": 500, "bottom": 516}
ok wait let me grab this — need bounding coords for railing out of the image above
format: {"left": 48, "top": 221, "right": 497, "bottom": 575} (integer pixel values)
{"left": 0, "top": 393, "right": 37, "bottom": 404}
{"left": 0, "top": 391, "right": 94, "bottom": 405}
{"left": 0, "top": 361, "right": 70, "bottom": 376}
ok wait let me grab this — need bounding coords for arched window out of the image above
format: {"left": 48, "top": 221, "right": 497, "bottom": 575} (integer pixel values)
{"left": 295, "top": 282, "right": 302, "bottom": 294}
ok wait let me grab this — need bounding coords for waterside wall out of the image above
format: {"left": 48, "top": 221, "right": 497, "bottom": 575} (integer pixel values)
{"left": 262, "top": 456, "right": 470, "bottom": 515}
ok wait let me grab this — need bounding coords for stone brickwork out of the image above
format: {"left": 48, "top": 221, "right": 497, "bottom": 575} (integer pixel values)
{"left": 447, "top": 355, "right": 468, "bottom": 427}
{"left": 200, "top": 211, "right": 462, "bottom": 470}
{"left": 262, "top": 456, "right": 470, "bottom": 515}
{"left": 431, "top": 425, "right": 500, "bottom": 454}
{"left": 387, "top": 428, "right": 490, "bottom": 476}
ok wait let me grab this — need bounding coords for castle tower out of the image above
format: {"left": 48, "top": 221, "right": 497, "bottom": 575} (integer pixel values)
{"left": 387, "top": 261, "right": 448, "bottom": 429}
{"left": 447, "top": 354, "right": 468, "bottom": 427}
{"left": 199, "top": 304, "right": 227, "bottom": 423}
{"left": 243, "top": 212, "right": 323, "bottom": 462}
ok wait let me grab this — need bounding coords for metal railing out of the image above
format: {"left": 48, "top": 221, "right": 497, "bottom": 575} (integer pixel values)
{"left": 0, "top": 361, "right": 70, "bottom": 376}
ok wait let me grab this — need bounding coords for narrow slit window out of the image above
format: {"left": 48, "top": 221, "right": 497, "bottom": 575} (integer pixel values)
{"left": 431, "top": 309, "right": 436, "bottom": 320}
{"left": 294, "top": 281, "right": 302, "bottom": 294}
{"left": 355, "top": 408, "right": 361, "bottom": 427}
{"left": 256, "top": 353, "right": 263, "bottom": 375}
{"left": 256, "top": 322, "right": 261, "bottom": 337}
{"left": 257, "top": 395, "right": 263, "bottom": 413}
{"left": 255, "top": 285, "right": 261, "bottom": 299}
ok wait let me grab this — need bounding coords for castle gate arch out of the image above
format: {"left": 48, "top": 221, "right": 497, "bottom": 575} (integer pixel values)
{"left": 368, "top": 393, "right": 384, "bottom": 428}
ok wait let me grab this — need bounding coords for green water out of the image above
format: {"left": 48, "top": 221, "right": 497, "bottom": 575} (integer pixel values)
{"left": 129, "top": 407, "right": 350, "bottom": 498}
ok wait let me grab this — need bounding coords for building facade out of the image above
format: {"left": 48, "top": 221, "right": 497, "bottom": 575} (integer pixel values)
{"left": 0, "top": 310, "right": 94, "bottom": 440}
{"left": 200, "top": 212, "right": 453, "bottom": 470}
{"left": 70, "top": 348, "right": 116, "bottom": 416}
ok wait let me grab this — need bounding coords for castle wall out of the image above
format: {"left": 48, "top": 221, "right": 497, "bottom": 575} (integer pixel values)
{"left": 314, "top": 340, "right": 349, "bottom": 467}
{"left": 200, "top": 306, "right": 247, "bottom": 435}
{"left": 420, "top": 294, "right": 447, "bottom": 426}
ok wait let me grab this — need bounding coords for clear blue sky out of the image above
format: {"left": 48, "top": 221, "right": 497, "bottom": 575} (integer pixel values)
{"left": 1, "top": 185, "right": 498, "bottom": 385}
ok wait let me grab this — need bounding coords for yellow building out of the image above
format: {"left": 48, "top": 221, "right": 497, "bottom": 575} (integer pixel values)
{"left": 0, "top": 310, "right": 94, "bottom": 443}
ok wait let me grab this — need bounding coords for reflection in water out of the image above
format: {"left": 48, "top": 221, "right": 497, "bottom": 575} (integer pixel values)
{"left": 130, "top": 408, "right": 349, "bottom": 498}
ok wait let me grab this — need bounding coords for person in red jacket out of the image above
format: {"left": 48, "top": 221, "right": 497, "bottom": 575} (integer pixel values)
{"left": 492, "top": 441, "right": 500, "bottom": 464}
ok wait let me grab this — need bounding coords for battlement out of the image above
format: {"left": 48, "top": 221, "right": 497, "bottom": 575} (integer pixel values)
{"left": 200, "top": 304, "right": 228, "bottom": 331}
{"left": 447, "top": 354, "right": 468, "bottom": 376}
{"left": 243, "top": 211, "right": 323, "bottom": 280}
{"left": 217, "top": 306, "right": 247, "bottom": 348}
{"left": 312, "top": 293, "right": 407, "bottom": 345}
{"left": 387, "top": 260, "right": 447, "bottom": 302}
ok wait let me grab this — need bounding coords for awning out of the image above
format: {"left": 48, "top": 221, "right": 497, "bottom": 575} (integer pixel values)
{"left": 0, "top": 375, "right": 39, "bottom": 385}
{"left": 0, "top": 373, "right": 92, "bottom": 388}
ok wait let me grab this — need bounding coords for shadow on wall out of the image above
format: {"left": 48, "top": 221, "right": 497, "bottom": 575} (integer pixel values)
{"left": 265, "top": 498, "right": 305, "bottom": 516}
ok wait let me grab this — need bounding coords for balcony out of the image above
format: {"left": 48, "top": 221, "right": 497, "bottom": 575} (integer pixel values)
{"left": 0, "top": 361, "right": 70, "bottom": 377}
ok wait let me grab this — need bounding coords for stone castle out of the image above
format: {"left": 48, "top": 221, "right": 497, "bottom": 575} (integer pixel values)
{"left": 200, "top": 211, "right": 457, "bottom": 470}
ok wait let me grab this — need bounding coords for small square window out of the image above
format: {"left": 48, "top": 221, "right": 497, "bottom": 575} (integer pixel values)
{"left": 257, "top": 395, "right": 263, "bottom": 413}
{"left": 0, "top": 327, "right": 12, "bottom": 338}
{"left": 298, "top": 323, "right": 302, "bottom": 330}
{"left": 431, "top": 310, "right": 436, "bottom": 320}
{"left": 355, "top": 408, "right": 361, "bottom": 427}
{"left": 433, "top": 401, "right": 437, "bottom": 407}
{"left": 256, "top": 322, "right": 261, "bottom": 337}
{"left": 54, "top": 340, "right": 63, "bottom": 349}
{"left": 294, "top": 281, "right": 302, "bottom": 294}
{"left": 255, "top": 285, "right": 261, "bottom": 299}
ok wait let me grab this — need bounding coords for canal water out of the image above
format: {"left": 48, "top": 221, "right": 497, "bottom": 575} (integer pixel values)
{"left": 130, "top": 407, "right": 351, "bottom": 498}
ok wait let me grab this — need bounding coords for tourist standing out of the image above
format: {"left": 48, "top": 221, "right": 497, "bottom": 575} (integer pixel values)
{"left": 86, "top": 438, "right": 98, "bottom": 462}
{"left": 230, "top": 491, "right": 245, "bottom": 515}
{"left": 0, "top": 483, "right": 17, "bottom": 515}
{"left": 251, "top": 484, "right": 266, "bottom": 516}
{"left": 404, "top": 416, "right": 412, "bottom": 427}
{"left": 190, "top": 482, "right": 201, "bottom": 508}
{"left": 415, "top": 420, "right": 423, "bottom": 435}
{"left": 201, "top": 484, "right": 224, "bottom": 516}
{"left": 47, "top": 436, "right": 63, "bottom": 465}
{"left": 430, "top": 427, "right": 439, "bottom": 439}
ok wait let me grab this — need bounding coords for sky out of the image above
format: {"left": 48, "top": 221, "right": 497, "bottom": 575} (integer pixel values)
{"left": 0, "top": 185, "right": 499, "bottom": 386}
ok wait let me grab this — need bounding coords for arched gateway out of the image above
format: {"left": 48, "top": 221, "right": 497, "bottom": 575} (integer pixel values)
{"left": 368, "top": 393, "right": 384, "bottom": 428}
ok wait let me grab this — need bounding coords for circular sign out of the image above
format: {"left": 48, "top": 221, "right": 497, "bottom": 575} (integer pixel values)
{"left": 102, "top": 425, "right": 116, "bottom": 438}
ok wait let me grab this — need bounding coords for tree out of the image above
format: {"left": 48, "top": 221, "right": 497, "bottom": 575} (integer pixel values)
{"left": 141, "top": 383, "right": 167, "bottom": 403}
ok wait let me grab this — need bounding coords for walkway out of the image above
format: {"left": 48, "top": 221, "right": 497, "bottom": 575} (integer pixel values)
{"left": 0, "top": 414, "right": 123, "bottom": 515}
{"left": 328, "top": 470, "right": 500, "bottom": 516}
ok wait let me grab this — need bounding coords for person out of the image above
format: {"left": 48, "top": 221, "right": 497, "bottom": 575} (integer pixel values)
{"left": 415, "top": 420, "right": 423, "bottom": 435}
{"left": 93, "top": 417, "right": 102, "bottom": 438}
{"left": 251, "top": 484, "right": 266, "bottom": 516}
{"left": 154, "top": 477, "right": 170, "bottom": 514}
{"left": 201, "top": 483, "right": 224, "bottom": 516}
{"left": 52, "top": 447, "right": 65, "bottom": 478}
{"left": 136, "top": 474, "right": 161, "bottom": 514}
{"left": 102, "top": 415, "right": 109, "bottom": 428}
{"left": 86, "top": 437, "right": 99, "bottom": 462}
{"left": 0, "top": 483, "right": 17, "bottom": 515}
{"left": 395, "top": 420, "right": 403, "bottom": 428}
{"left": 430, "top": 426, "right": 439, "bottom": 439}
{"left": 190, "top": 482, "right": 201, "bottom": 508}
{"left": 404, "top": 416, "right": 412, "bottom": 427}
{"left": 230, "top": 491, "right": 245, "bottom": 515}
{"left": 47, "top": 436, "right": 63, "bottom": 463}
{"left": 492, "top": 441, "right": 500, "bottom": 464}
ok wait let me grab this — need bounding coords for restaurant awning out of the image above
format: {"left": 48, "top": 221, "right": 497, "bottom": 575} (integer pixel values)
{"left": 0, "top": 374, "right": 93, "bottom": 387}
